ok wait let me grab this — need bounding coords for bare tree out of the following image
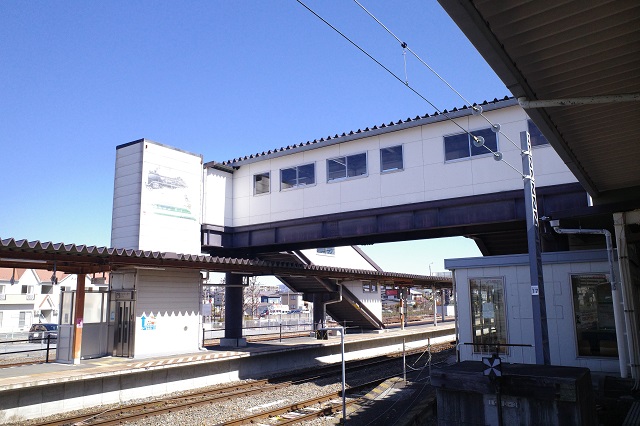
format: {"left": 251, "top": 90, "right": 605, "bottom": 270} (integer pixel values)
{"left": 243, "top": 276, "right": 262, "bottom": 318}
{"left": 214, "top": 277, "right": 226, "bottom": 322}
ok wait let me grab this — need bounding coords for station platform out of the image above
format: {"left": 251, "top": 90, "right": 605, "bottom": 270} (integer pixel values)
{"left": 0, "top": 321, "right": 456, "bottom": 422}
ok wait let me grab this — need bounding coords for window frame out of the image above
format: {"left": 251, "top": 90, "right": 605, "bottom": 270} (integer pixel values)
{"left": 571, "top": 273, "right": 618, "bottom": 358}
{"left": 469, "top": 277, "right": 508, "bottom": 354}
{"left": 253, "top": 171, "right": 271, "bottom": 195}
{"left": 326, "top": 152, "right": 368, "bottom": 182}
{"left": 444, "top": 127, "right": 498, "bottom": 162}
{"left": 380, "top": 145, "right": 404, "bottom": 173}
{"left": 527, "top": 119, "right": 550, "bottom": 147}
{"left": 280, "top": 163, "right": 316, "bottom": 190}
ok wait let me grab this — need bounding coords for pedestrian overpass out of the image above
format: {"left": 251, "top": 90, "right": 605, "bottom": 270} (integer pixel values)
{"left": 111, "top": 98, "right": 611, "bottom": 334}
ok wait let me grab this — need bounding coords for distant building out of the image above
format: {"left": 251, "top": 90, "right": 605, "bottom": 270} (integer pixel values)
{"left": 0, "top": 268, "right": 107, "bottom": 332}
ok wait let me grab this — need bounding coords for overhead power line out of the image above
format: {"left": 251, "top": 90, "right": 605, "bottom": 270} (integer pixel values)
{"left": 295, "top": 0, "right": 523, "bottom": 176}
{"left": 351, "top": 0, "right": 523, "bottom": 153}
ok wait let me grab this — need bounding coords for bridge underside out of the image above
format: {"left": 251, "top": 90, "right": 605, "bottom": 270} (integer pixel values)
{"left": 202, "top": 182, "right": 616, "bottom": 331}
{"left": 202, "top": 183, "right": 613, "bottom": 257}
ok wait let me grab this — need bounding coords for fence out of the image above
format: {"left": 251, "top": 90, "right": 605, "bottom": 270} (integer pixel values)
{"left": 203, "top": 316, "right": 316, "bottom": 344}
{"left": 0, "top": 335, "right": 57, "bottom": 363}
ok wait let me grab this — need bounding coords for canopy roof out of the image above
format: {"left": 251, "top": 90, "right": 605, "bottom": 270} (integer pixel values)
{"left": 0, "top": 238, "right": 451, "bottom": 288}
{"left": 439, "top": 0, "right": 640, "bottom": 207}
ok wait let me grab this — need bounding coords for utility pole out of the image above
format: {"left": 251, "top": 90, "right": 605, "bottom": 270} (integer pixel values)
{"left": 521, "top": 131, "right": 550, "bottom": 365}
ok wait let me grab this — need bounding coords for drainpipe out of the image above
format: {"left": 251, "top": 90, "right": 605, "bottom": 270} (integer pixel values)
{"left": 614, "top": 213, "right": 640, "bottom": 388}
{"left": 549, "top": 220, "right": 628, "bottom": 378}
{"left": 452, "top": 274, "right": 460, "bottom": 363}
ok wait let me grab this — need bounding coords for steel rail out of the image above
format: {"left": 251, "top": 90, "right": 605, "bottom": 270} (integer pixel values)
{"left": 34, "top": 342, "right": 454, "bottom": 426}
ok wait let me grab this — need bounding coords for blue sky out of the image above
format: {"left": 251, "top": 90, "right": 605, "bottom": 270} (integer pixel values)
{"left": 0, "top": 1, "right": 509, "bottom": 274}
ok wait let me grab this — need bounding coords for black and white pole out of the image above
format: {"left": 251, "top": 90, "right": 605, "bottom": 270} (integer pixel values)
{"left": 341, "top": 326, "right": 346, "bottom": 423}
{"left": 403, "top": 337, "right": 407, "bottom": 382}
{"left": 521, "top": 131, "right": 550, "bottom": 365}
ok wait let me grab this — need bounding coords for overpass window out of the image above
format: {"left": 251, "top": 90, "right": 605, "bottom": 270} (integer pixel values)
{"left": 253, "top": 172, "right": 270, "bottom": 195}
{"left": 572, "top": 274, "right": 617, "bottom": 357}
{"left": 327, "top": 153, "right": 367, "bottom": 181}
{"left": 527, "top": 120, "right": 550, "bottom": 146}
{"left": 380, "top": 145, "right": 403, "bottom": 172}
{"left": 317, "top": 247, "right": 335, "bottom": 255}
{"left": 470, "top": 277, "right": 507, "bottom": 354}
{"left": 444, "top": 128, "right": 498, "bottom": 161}
{"left": 280, "top": 163, "right": 315, "bottom": 190}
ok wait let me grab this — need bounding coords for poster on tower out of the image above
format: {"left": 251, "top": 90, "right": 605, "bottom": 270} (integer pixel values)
{"left": 138, "top": 142, "right": 203, "bottom": 255}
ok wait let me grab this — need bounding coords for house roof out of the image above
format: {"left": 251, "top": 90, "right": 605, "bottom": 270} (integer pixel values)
{"left": 0, "top": 267, "right": 25, "bottom": 282}
{"left": 0, "top": 238, "right": 450, "bottom": 287}
{"left": 207, "top": 97, "right": 515, "bottom": 169}
{"left": 33, "top": 269, "right": 69, "bottom": 284}
{"left": 438, "top": 0, "right": 640, "bottom": 207}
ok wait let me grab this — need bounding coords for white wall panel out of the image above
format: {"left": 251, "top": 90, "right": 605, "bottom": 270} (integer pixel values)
{"left": 304, "top": 182, "right": 340, "bottom": 210}
{"left": 194, "top": 105, "right": 577, "bottom": 228}
{"left": 249, "top": 193, "right": 272, "bottom": 222}
{"left": 400, "top": 140, "right": 425, "bottom": 168}
{"left": 133, "top": 269, "right": 201, "bottom": 358}
{"left": 270, "top": 186, "right": 304, "bottom": 214}
{"left": 203, "top": 168, "right": 233, "bottom": 227}
{"left": 233, "top": 196, "right": 250, "bottom": 223}
{"left": 339, "top": 175, "right": 379, "bottom": 203}
{"left": 423, "top": 161, "right": 473, "bottom": 192}
{"left": 380, "top": 166, "right": 424, "bottom": 197}
{"left": 340, "top": 198, "right": 382, "bottom": 213}
{"left": 381, "top": 191, "right": 426, "bottom": 207}
{"left": 449, "top": 252, "right": 620, "bottom": 373}
{"left": 233, "top": 174, "right": 251, "bottom": 199}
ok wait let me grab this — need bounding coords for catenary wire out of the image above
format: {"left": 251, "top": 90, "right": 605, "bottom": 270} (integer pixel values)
{"left": 296, "top": 0, "right": 525, "bottom": 177}
{"left": 295, "top": 0, "right": 471, "bottom": 139}
{"left": 352, "top": 0, "right": 524, "bottom": 152}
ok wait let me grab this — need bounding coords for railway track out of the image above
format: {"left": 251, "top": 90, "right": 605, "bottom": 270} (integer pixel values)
{"left": 219, "top": 346, "right": 452, "bottom": 426}
{"left": 31, "top": 341, "right": 454, "bottom": 426}
{"left": 217, "top": 378, "right": 382, "bottom": 426}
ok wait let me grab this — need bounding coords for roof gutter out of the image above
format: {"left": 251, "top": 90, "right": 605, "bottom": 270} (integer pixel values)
{"left": 518, "top": 94, "right": 640, "bottom": 108}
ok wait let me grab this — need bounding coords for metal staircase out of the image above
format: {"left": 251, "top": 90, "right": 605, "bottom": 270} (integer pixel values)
{"left": 257, "top": 251, "right": 384, "bottom": 330}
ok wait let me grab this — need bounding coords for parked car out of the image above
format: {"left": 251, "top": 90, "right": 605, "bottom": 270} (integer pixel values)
{"left": 28, "top": 323, "right": 58, "bottom": 343}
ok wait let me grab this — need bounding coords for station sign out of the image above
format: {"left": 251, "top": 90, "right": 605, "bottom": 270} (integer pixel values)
{"left": 113, "top": 290, "right": 136, "bottom": 301}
